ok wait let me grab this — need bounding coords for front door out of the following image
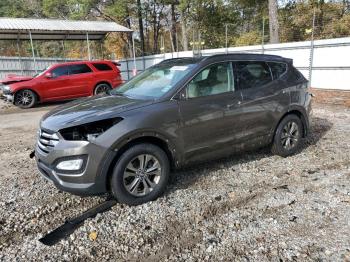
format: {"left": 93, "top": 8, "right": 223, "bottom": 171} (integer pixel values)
{"left": 177, "top": 62, "right": 243, "bottom": 163}
{"left": 41, "top": 65, "right": 70, "bottom": 100}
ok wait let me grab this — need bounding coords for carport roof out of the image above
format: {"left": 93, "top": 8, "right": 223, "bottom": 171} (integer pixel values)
{"left": 0, "top": 17, "right": 133, "bottom": 40}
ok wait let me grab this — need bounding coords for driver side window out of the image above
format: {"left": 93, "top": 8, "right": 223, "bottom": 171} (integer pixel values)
{"left": 51, "top": 66, "right": 69, "bottom": 78}
{"left": 187, "top": 62, "right": 234, "bottom": 98}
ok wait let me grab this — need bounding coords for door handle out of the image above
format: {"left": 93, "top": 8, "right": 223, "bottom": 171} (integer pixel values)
{"left": 226, "top": 101, "right": 241, "bottom": 109}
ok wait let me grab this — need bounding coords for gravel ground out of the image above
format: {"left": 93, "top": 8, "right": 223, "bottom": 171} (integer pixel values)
{"left": 0, "top": 100, "right": 349, "bottom": 261}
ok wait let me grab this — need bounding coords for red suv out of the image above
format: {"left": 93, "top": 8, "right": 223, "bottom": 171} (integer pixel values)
{"left": 1, "top": 60, "right": 123, "bottom": 108}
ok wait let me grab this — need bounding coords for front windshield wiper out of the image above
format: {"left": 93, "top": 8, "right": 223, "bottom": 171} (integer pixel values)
{"left": 110, "top": 91, "right": 125, "bottom": 97}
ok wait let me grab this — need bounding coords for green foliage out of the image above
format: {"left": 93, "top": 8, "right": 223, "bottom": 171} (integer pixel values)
{"left": 0, "top": 0, "right": 43, "bottom": 17}
{"left": 235, "top": 31, "right": 261, "bottom": 46}
{"left": 42, "top": 0, "right": 98, "bottom": 19}
{"left": 0, "top": 0, "right": 350, "bottom": 58}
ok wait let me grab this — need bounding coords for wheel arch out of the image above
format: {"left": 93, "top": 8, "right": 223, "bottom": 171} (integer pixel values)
{"left": 104, "top": 134, "right": 177, "bottom": 192}
{"left": 273, "top": 107, "right": 309, "bottom": 139}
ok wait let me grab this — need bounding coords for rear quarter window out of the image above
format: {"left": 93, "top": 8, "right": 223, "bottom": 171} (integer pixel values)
{"left": 287, "top": 66, "right": 306, "bottom": 83}
{"left": 92, "top": 63, "right": 113, "bottom": 71}
{"left": 267, "top": 62, "right": 287, "bottom": 79}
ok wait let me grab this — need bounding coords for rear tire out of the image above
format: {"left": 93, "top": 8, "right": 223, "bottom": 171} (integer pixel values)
{"left": 94, "top": 83, "right": 112, "bottom": 95}
{"left": 271, "top": 114, "right": 303, "bottom": 157}
{"left": 110, "top": 143, "right": 170, "bottom": 205}
{"left": 14, "top": 89, "right": 37, "bottom": 109}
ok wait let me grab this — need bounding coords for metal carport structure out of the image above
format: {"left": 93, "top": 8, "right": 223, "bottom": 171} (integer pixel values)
{"left": 0, "top": 17, "right": 135, "bottom": 74}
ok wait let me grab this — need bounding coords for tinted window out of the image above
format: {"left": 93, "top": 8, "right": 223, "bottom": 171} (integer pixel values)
{"left": 69, "top": 64, "right": 92, "bottom": 75}
{"left": 187, "top": 63, "right": 234, "bottom": 98}
{"left": 93, "top": 63, "right": 112, "bottom": 71}
{"left": 287, "top": 66, "right": 306, "bottom": 82}
{"left": 268, "top": 62, "right": 287, "bottom": 79}
{"left": 51, "top": 66, "right": 69, "bottom": 78}
{"left": 235, "top": 61, "right": 272, "bottom": 90}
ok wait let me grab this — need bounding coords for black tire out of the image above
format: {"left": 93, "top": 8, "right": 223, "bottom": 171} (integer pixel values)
{"left": 14, "top": 89, "right": 37, "bottom": 109}
{"left": 110, "top": 143, "right": 170, "bottom": 205}
{"left": 94, "top": 83, "right": 112, "bottom": 95}
{"left": 271, "top": 114, "right": 303, "bottom": 157}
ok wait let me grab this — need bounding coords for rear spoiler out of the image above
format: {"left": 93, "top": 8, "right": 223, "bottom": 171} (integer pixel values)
{"left": 285, "top": 58, "right": 293, "bottom": 65}
{"left": 112, "top": 62, "right": 121, "bottom": 67}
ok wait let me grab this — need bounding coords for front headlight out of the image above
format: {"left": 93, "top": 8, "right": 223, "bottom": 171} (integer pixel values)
{"left": 59, "top": 117, "right": 123, "bottom": 142}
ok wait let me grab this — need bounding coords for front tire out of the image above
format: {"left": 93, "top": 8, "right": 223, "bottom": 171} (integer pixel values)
{"left": 110, "top": 143, "right": 170, "bottom": 205}
{"left": 271, "top": 114, "right": 303, "bottom": 157}
{"left": 14, "top": 89, "right": 37, "bottom": 109}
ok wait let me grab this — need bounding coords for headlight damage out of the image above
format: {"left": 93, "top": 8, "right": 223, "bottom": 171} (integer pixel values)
{"left": 59, "top": 117, "right": 123, "bottom": 142}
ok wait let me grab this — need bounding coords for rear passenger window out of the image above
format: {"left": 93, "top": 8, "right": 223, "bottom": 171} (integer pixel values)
{"left": 235, "top": 61, "right": 272, "bottom": 90}
{"left": 93, "top": 63, "right": 113, "bottom": 71}
{"left": 268, "top": 62, "right": 287, "bottom": 79}
{"left": 69, "top": 64, "right": 92, "bottom": 75}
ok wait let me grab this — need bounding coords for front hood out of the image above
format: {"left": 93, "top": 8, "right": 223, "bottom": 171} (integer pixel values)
{"left": 0, "top": 75, "right": 33, "bottom": 85}
{"left": 41, "top": 95, "right": 154, "bottom": 132}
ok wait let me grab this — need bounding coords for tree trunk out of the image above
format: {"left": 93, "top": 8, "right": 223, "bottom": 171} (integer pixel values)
{"left": 137, "top": 0, "right": 145, "bottom": 56}
{"left": 268, "top": 0, "right": 279, "bottom": 43}
{"left": 171, "top": 4, "right": 177, "bottom": 51}
{"left": 153, "top": 5, "right": 158, "bottom": 53}
{"left": 181, "top": 12, "right": 188, "bottom": 51}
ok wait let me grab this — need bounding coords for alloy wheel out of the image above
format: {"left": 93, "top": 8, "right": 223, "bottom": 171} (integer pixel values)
{"left": 15, "top": 90, "right": 34, "bottom": 106}
{"left": 281, "top": 121, "right": 299, "bottom": 150}
{"left": 94, "top": 84, "right": 111, "bottom": 95}
{"left": 123, "top": 154, "right": 162, "bottom": 197}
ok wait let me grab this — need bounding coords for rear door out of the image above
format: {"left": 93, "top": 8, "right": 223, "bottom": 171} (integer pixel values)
{"left": 233, "top": 60, "right": 290, "bottom": 142}
{"left": 65, "top": 64, "right": 94, "bottom": 96}
{"left": 178, "top": 62, "right": 243, "bottom": 163}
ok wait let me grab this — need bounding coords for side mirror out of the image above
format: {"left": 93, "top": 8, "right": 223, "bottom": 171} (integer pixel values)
{"left": 44, "top": 72, "right": 53, "bottom": 79}
{"left": 173, "top": 88, "right": 187, "bottom": 100}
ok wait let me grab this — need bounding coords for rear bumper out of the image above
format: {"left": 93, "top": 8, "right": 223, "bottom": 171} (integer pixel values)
{"left": 304, "top": 91, "right": 313, "bottom": 137}
{"left": 112, "top": 79, "right": 123, "bottom": 88}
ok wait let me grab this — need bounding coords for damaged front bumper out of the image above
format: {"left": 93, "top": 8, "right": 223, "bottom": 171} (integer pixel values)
{"left": 1, "top": 87, "right": 14, "bottom": 102}
{"left": 34, "top": 128, "right": 116, "bottom": 196}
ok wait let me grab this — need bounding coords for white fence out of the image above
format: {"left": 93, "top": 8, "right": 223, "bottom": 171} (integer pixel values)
{"left": 0, "top": 57, "right": 76, "bottom": 79}
{"left": 1, "top": 37, "right": 350, "bottom": 90}
{"left": 120, "top": 37, "right": 350, "bottom": 90}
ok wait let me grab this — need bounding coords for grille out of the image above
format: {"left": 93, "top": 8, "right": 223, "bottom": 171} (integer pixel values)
{"left": 37, "top": 129, "right": 59, "bottom": 154}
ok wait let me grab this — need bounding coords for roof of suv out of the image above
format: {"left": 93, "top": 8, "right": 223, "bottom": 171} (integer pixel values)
{"left": 52, "top": 60, "right": 116, "bottom": 66}
{"left": 159, "top": 53, "right": 293, "bottom": 66}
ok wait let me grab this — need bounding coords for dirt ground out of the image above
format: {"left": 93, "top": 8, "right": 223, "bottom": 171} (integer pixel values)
{"left": 0, "top": 99, "right": 349, "bottom": 261}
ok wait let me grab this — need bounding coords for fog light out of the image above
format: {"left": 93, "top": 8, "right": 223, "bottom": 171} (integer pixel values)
{"left": 56, "top": 159, "right": 83, "bottom": 171}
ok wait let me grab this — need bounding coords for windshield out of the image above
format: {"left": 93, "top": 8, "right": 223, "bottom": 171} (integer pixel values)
{"left": 110, "top": 62, "right": 196, "bottom": 99}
